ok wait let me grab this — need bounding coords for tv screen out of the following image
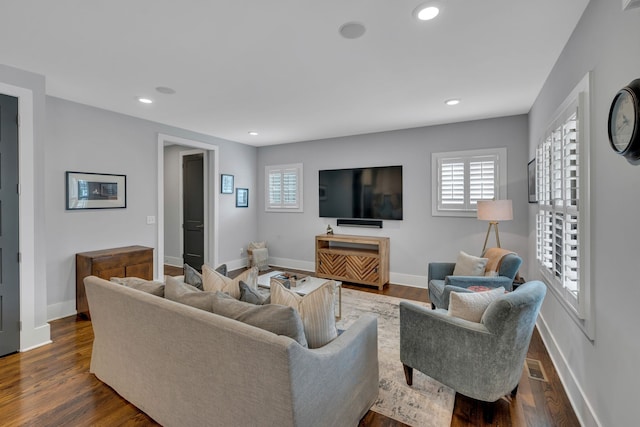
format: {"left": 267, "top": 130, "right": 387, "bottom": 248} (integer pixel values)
{"left": 319, "top": 166, "right": 403, "bottom": 220}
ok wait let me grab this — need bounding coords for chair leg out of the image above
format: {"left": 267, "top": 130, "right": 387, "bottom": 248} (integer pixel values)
{"left": 402, "top": 364, "right": 413, "bottom": 386}
{"left": 483, "top": 401, "right": 496, "bottom": 424}
{"left": 511, "top": 385, "right": 519, "bottom": 396}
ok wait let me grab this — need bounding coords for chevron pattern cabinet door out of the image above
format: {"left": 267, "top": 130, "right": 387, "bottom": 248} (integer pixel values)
{"left": 346, "top": 255, "right": 379, "bottom": 284}
{"left": 317, "top": 252, "right": 347, "bottom": 278}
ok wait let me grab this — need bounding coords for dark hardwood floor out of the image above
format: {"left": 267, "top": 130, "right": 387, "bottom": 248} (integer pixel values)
{"left": 0, "top": 266, "right": 579, "bottom": 427}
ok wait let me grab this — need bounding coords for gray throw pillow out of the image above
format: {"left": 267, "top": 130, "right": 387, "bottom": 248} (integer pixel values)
{"left": 239, "top": 280, "right": 270, "bottom": 305}
{"left": 110, "top": 277, "right": 165, "bottom": 297}
{"left": 215, "top": 263, "right": 228, "bottom": 277}
{"left": 183, "top": 264, "right": 204, "bottom": 290}
{"left": 165, "top": 276, "right": 216, "bottom": 312}
{"left": 211, "top": 292, "right": 307, "bottom": 347}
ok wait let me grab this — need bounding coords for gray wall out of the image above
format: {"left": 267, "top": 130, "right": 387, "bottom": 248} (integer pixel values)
{"left": 256, "top": 115, "right": 530, "bottom": 286}
{"left": 528, "top": 1, "right": 640, "bottom": 426}
{"left": 44, "top": 96, "right": 258, "bottom": 318}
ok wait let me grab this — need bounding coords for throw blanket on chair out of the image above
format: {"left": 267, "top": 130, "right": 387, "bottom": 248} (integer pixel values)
{"left": 252, "top": 247, "right": 269, "bottom": 271}
{"left": 483, "top": 247, "right": 521, "bottom": 281}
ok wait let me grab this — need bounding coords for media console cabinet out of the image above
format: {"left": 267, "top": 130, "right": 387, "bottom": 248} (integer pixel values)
{"left": 315, "top": 234, "right": 389, "bottom": 290}
{"left": 76, "top": 245, "right": 154, "bottom": 318}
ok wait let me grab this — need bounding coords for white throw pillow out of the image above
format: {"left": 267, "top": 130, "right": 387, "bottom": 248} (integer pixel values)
{"left": 448, "top": 287, "right": 505, "bottom": 323}
{"left": 452, "top": 251, "right": 489, "bottom": 276}
{"left": 202, "top": 265, "right": 257, "bottom": 299}
{"left": 270, "top": 280, "right": 337, "bottom": 349}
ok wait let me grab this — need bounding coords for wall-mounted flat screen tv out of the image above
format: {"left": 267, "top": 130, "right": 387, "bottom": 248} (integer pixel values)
{"left": 319, "top": 165, "right": 403, "bottom": 220}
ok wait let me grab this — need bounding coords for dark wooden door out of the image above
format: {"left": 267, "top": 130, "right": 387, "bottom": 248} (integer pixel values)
{"left": 0, "top": 94, "right": 20, "bottom": 356}
{"left": 182, "top": 154, "right": 204, "bottom": 270}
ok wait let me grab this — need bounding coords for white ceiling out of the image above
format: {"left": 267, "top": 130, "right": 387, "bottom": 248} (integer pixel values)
{"left": 0, "top": 0, "right": 589, "bottom": 146}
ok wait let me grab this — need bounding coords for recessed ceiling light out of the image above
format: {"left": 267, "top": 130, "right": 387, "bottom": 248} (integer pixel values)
{"left": 339, "top": 22, "right": 366, "bottom": 39}
{"left": 414, "top": 4, "right": 440, "bottom": 21}
{"left": 156, "top": 86, "right": 176, "bottom": 95}
{"left": 445, "top": 98, "right": 461, "bottom": 106}
{"left": 137, "top": 97, "right": 153, "bottom": 104}
{"left": 248, "top": 131, "right": 259, "bottom": 136}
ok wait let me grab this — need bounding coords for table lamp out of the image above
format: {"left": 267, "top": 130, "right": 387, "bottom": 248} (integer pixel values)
{"left": 477, "top": 199, "right": 513, "bottom": 253}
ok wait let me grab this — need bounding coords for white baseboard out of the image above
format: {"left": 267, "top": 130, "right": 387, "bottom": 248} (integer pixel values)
{"left": 536, "top": 314, "right": 601, "bottom": 427}
{"left": 164, "top": 256, "right": 183, "bottom": 267}
{"left": 390, "top": 272, "right": 427, "bottom": 288}
{"left": 48, "top": 299, "right": 77, "bottom": 322}
{"left": 20, "top": 323, "right": 52, "bottom": 352}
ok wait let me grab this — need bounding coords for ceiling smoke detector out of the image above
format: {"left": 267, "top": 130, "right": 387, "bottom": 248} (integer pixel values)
{"left": 339, "top": 22, "right": 366, "bottom": 39}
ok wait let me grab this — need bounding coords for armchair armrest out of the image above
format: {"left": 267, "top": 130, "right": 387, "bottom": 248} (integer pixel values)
{"left": 428, "top": 262, "right": 456, "bottom": 281}
{"left": 444, "top": 275, "right": 513, "bottom": 291}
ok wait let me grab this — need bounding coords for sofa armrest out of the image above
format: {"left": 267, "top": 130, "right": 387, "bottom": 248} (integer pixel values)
{"left": 428, "top": 262, "right": 456, "bottom": 281}
{"left": 288, "top": 314, "right": 379, "bottom": 426}
{"left": 444, "top": 275, "right": 513, "bottom": 291}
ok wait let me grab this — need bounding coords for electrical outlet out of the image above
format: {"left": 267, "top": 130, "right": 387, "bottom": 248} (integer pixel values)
{"left": 146, "top": 216, "right": 156, "bottom": 225}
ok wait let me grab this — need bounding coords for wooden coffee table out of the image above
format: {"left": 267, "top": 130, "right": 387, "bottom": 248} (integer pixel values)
{"left": 258, "top": 271, "right": 342, "bottom": 318}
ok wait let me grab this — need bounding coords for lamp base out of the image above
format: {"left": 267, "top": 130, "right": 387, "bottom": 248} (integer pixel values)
{"left": 482, "top": 222, "right": 501, "bottom": 254}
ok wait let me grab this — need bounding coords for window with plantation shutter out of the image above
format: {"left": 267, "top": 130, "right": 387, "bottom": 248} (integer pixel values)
{"left": 535, "top": 73, "right": 591, "bottom": 334}
{"left": 432, "top": 148, "right": 506, "bottom": 217}
{"left": 265, "top": 163, "right": 303, "bottom": 212}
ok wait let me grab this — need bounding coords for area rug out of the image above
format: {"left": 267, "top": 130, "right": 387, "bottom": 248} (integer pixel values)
{"left": 336, "top": 289, "right": 455, "bottom": 427}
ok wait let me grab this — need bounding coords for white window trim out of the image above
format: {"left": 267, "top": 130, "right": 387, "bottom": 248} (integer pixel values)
{"left": 265, "top": 163, "right": 304, "bottom": 213}
{"left": 431, "top": 147, "right": 507, "bottom": 217}
{"left": 536, "top": 72, "right": 593, "bottom": 340}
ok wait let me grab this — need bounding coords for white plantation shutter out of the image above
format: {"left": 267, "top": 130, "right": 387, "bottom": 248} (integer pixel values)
{"left": 536, "top": 104, "right": 585, "bottom": 315}
{"left": 433, "top": 148, "right": 505, "bottom": 216}
{"left": 265, "top": 164, "right": 303, "bottom": 212}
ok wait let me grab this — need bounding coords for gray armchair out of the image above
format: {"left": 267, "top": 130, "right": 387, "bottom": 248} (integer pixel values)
{"left": 428, "top": 251, "right": 522, "bottom": 309}
{"left": 400, "top": 281, "right": 546, "bottom": 422}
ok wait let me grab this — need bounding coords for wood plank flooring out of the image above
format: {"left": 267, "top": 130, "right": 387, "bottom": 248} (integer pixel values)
{"left": 0, "top": 266, "right": 579, "bottom": 427}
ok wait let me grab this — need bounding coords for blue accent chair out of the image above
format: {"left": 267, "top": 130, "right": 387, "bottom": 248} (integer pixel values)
{"left": 428, "top": 252, "right": 522, "bottom": 309}
{"left": 400, "top": 280, "right": 546, "bottom": 423}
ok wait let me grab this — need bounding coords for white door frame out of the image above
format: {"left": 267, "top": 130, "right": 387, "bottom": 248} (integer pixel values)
{"left": 0, "top": 82, "right": 50, "bottom": 350}
{"left": 157, "top": 134, "right": 219, "bottom": 279}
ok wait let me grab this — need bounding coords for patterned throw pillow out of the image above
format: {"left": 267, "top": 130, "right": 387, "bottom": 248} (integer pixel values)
{"left": 110, "top": 277, "right": 165, "bottom": 297}
{"left": 448, "top": 287, "right": 505, "bottom": 323}
{"left": 270, "top": 280, "right": 337, "bottom": 349}
{"left": 202, "top": 265, "right": 258, "bottom": 299}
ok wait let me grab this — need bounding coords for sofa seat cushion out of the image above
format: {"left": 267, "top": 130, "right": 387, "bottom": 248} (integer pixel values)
{"left": 271, "top": 281, "right": 337, "bottom": 349}
{"left": 165, "top": 276, "right": 217, "bottom": 312}
{"left": 211, "top": 292, "right": 308, "bottom": 347}
{"left": 110, "top": 277, "right": 165, "bottom": 297}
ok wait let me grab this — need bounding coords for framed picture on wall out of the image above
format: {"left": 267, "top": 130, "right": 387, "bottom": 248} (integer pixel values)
{"left": 236, "top": 188, "right": 248, "bottom": 208}
{"left": 528, "top": 159, "right": 537, "bottom": 203}
{"left": 66, "top": 171, "right": 127, "bottom": 210}
{"left": 221, "top": 174, "right": 234, "bottom": 194}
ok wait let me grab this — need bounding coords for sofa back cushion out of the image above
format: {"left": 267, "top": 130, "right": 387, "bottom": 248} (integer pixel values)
{"left": 211, "top": 292, "right": 308, "bottom": 347}
{"left": 165, "top": 276, "right": 217, "bottom": 312}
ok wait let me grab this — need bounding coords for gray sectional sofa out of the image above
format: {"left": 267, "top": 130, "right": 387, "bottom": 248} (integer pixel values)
{"left": 84, "top": 275, "right": 379, "bottom": 427}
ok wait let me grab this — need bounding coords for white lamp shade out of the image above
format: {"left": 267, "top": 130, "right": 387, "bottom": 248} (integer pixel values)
{"left": 477, "top": 199, "right": 513, "bottom": 221}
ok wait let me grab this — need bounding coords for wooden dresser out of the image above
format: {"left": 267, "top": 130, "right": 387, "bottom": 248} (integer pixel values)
{"left": 76, "top": 245, "right": 154, "bottom": 318}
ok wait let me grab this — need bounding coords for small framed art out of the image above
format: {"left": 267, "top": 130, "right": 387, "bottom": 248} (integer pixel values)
{"left": 66, "top": 171, "right": 127, "bottom": 210}
{"left": 528, "top": 159, "right": 537, "bottom": 203}
{"left": 221, "top": 174, "right": 234, "bottom": 194}
{"left": 236, "top": 188, "right": 249, "bottom": 208}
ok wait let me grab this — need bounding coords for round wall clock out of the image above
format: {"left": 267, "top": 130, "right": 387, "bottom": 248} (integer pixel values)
{"left": 608, "top": 78, "right": 640, "bottom": 162}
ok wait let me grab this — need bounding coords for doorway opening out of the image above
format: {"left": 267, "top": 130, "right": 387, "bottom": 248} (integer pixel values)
{"left": 157, "top": 134, "right": 219, "bottom": 280}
